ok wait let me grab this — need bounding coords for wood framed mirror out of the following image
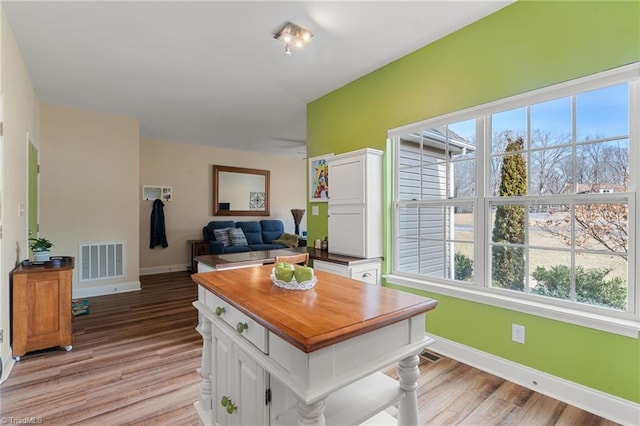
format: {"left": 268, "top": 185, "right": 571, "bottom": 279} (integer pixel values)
{"left": 212, "top": 165, "right": 270, "bottom": 216}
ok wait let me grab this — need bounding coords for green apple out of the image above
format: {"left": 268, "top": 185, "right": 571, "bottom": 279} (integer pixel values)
{"left": 293, "top": 266, "right": 314, "bottom": 283}
{"left": 275, "top": 263, "right": 295, "bottom": 282}
{"left": 278, "top": 262, "right": 295, "bottom": 271}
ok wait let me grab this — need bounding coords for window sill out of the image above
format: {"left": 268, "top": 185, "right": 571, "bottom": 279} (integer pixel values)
{"left": 383, "top": 274, "right": 640, "bottom": 339}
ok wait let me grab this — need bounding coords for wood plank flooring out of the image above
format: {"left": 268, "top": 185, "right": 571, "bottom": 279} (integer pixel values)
{"left": 0, "top": 271, "right": 617, "bottom": 425}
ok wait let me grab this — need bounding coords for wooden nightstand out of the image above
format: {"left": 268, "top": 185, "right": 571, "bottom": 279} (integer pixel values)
{"left": 11, "top": 257, "right": 75, "bottom": 360}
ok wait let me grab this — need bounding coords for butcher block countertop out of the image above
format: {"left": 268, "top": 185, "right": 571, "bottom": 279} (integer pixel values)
{"left": 191, "top": 264, "right": 437, "bottom": 353}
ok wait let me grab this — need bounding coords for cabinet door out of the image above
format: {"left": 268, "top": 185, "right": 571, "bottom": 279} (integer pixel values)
{"left": 328, "top": 205, "right": 365, "bottom": 257}
{"left": 329, "top": 156, "right": 364, "bottom": 204}
{"left": 235, "top": 348, "right": 269, "bottom": 425}
{"left": 213, "top": 327, "right": 269, "bottom": 426}
{"left": 213, "top": 329, "right": 233, "bottom": 426}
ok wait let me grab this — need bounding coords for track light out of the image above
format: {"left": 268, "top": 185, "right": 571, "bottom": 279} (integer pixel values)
{"left": 274, "top": 21, "right": 313, "bottom": 56}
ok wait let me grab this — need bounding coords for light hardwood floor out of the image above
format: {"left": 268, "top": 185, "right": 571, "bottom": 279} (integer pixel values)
{"left": 1, "top": 271, "right": 617, "bottom": 425}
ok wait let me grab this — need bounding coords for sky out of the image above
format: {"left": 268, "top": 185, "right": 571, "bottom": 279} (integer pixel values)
{"left": 444, "top": 82, "right": 629, "bottom": 151}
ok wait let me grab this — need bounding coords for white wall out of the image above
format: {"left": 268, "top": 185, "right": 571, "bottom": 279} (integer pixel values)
{"left": 139, "top": 138, "right": 307, "bottom": 272}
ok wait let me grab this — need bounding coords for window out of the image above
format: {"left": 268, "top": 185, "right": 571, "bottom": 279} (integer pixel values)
{"left": 390, "top": 64, "right": 639, "bottom": 332}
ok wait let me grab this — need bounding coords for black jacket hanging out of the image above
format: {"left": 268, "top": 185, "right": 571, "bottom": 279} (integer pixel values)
{"left": 150, "top": 199, "right": 168, "bottom": 248}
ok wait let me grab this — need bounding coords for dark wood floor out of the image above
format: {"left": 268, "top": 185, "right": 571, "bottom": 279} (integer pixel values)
{"left": 1, "top": 271, "right": 617, "bottom": 425}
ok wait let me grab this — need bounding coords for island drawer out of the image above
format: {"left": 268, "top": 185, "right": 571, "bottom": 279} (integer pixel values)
{"left": 204, "top": 291, "right": 268, "bottom": 353}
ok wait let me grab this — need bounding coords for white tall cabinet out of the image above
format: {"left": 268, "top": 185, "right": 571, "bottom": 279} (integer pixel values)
{"left": 328, "top": 148, "right": 383, "bottom": 259}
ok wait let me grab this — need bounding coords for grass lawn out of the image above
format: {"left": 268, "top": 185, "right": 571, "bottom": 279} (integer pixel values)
{"left": 452, "top": 213, "right": 627, "bottom": 281}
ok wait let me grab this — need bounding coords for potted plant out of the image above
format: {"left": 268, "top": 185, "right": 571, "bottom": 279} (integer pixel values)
{"left": 29, "top": 237, "right": 54, "bottom": 262}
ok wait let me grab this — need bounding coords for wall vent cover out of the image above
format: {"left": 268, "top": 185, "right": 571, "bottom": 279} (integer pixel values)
{"left": 79, "top": 242, "right": 125, "bottom": 282}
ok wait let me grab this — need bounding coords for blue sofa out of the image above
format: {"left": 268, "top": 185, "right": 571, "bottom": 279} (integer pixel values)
{"left": 202, "top": 220, "right": 287, "bottom": 254}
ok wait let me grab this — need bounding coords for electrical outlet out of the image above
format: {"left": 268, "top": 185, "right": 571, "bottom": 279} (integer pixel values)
{"left": 512, "top": 324, "right": 525, "bottom": 344}
{"left": 312, "top": 206, "right": 319, "bottom": 216}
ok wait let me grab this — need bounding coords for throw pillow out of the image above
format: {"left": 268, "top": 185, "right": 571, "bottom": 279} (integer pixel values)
{"left": 213, "top": 228, "right": 232, "bottom": 247}
{"left": 272, "top": 232, "right": 299, "bottom": 248}
{"left": 228, "top": 228, "right": 249, "bottom": 246}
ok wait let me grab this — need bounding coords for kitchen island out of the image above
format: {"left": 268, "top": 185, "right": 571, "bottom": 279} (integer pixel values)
{"left": 191, "top": 264, "right": 437, "bottom": 425}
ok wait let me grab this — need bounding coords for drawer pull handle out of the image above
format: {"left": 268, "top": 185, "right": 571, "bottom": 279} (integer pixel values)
{"left": 236, "top": 322, "right": 248, "bottom": 334}
{"left": 361, "top": 272, "right": 372, "bottom": 278}
{"left": 215, "top": 306, "right": 225, "bottom": 316}
{"left": 221, "top": 396, "right": 237, "bottom": 414}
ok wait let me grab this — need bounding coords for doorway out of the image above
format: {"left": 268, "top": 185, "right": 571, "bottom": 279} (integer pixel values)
{"left": 28, "top": 139, "right": 38, "bottom": 244}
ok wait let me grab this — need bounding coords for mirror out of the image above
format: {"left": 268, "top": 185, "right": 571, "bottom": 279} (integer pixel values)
{"left": 212, "top": 165, "right": 270, "bottom": 216}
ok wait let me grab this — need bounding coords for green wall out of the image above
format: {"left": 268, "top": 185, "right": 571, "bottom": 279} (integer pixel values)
{"left": 307, "top": 1, "right": 640, "bottom": 403}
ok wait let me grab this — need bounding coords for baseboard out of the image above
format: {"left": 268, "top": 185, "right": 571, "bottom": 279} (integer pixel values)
{"left": 0, "top": 348, "right": 15, "bottom": 384}
{"left": 428, "top": 334, "right": 640, "bottom": 426}
{"left": 72, "top": 280, "right": 141, "bottom": 298}
{"left": 139, "top": 264, "right": 189, "bottom": 276}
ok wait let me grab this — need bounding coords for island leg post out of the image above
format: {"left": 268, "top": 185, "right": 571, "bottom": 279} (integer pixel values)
{"left": 397, "top": 353, "right": 420, "bottom": 426}
{"left": 198, "top": 315, "right": 213, "bottom": 412}
{"left": 297, "top": 399, "right": 326, "bottom": 426}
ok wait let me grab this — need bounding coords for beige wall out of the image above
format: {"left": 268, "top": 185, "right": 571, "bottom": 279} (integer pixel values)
{"left": 39, "top": 104, "right": 140, "bottom": 296}
{"left": 140, "top": 138, "right": 307, "bottom": 271}
{"left": 0, "top": 9, "right": 306, "bottom": 380}
{"left": 0, "top": 10, "right": 41, "bottom": 379}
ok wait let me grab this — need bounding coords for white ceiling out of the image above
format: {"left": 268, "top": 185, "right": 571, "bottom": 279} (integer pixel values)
{"left": 3, "top": 1, "right": 513, "bottom": 158}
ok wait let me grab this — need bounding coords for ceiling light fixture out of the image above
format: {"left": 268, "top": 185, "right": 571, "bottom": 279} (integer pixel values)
{"left": 274, "top": 21, "right": 313, "bottom": 56}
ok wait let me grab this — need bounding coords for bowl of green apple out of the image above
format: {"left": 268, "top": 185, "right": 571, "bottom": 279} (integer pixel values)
{"left": 271, "top": 263, "right": 317, "bottom": 290}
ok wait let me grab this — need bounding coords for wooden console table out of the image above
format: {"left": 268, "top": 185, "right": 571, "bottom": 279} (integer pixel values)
{"left": 191, "top": 264, "right": 437, "bottom": 425}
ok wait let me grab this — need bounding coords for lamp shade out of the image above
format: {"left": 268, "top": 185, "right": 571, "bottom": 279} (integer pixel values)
{"left": 291, "top": 209, "right": 305, "bottom": 235}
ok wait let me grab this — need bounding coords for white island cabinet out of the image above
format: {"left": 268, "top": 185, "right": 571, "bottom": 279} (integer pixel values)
{"left": 192, "top": 265, "right": 437, "bottom": 426}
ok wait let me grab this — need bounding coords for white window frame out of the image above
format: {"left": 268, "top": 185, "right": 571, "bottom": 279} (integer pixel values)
{"left": 386, "top": 63, "right": 640, "bottom": 338}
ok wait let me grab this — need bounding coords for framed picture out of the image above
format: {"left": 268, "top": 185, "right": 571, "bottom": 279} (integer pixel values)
{"left": 309, "top": 154, "right": 333, "bottom": 202}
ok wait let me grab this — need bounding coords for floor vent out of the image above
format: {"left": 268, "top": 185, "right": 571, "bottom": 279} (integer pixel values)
{"left": 420, "top": 349, "right": 441, "bottom": 363}
{"left": 79, "top": 242, "right": 125, "bottom": 282}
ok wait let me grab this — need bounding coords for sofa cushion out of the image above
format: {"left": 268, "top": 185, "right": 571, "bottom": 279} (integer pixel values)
{"left": 213, "top": 228, "right": 232, "bottom": 246}
{"left": 260, "top": 220, "right": 285, "bottom": 244}
{"left": 203, "top": 221, "right": 237, "bottom": 241}
{"left": 209, "top": 241, "right": 225, "bottom": 255}
{"left": 223, "top": 244, "right": 251, "bottom": 253}
{"left": 236, "top": 222, "right": 263, "bottom": 245}
{"left": 228, "top": 228, "right": 249, "bottom": 246}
